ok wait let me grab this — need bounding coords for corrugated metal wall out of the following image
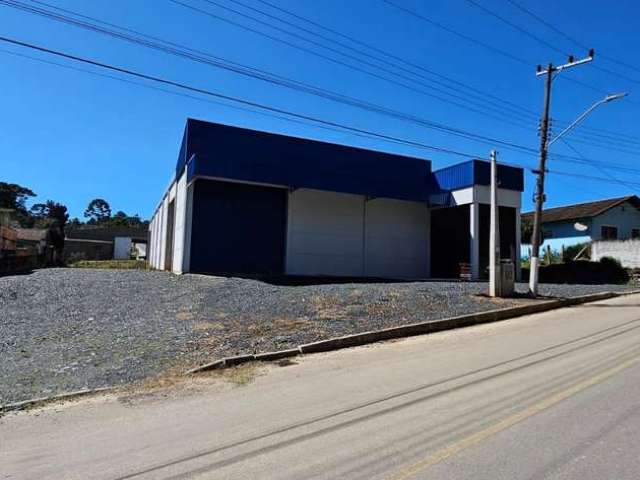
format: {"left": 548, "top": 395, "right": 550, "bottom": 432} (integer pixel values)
{"left": 433, "top": 160, "right": 524, "bottom": 192}
{"left": 364, "top": 198, "right": 429, "bottom": 278}
{"left": 286, "top": 189, "right": 365, "bottom": 276}
{"left": 286, "top": 189, "right": 430, "bottom": 278}
{"left": 182, "top": 119, "right": 434, "bottom": 202}
{"left": 189, "top": 179, "right": 287, "bottom": 275}
{"left": 430, "top": 205, "right": 471, "bottom": 278}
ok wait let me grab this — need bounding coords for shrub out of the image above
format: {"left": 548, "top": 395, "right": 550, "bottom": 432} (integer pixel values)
{"left": 599, "top": 256, "right": 622, "bottom": 268}
{"left": 599, "top": 256, "right": 628, "bottom": 283}
{"left": 65, "top": 251, "right": 86, "bottom": 264}
{"left": 562, "top": 242, "right": 591, "bottom": 262}
{"left": 69, "top": 260, "right": 150, "bottom": 270}
{"left": 521, "top": 258, "right": 629, "bottom": 284}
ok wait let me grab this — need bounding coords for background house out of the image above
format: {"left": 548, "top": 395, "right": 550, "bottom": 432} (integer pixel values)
{"left": 148, "top": 119, "right": 524, "bottom": 280}
{"left": 1, "top": 226, "right": 54, "bottom": 272}
{"left": 65, "top": 226, "right": 148, "bottom": 262}
{"left": 521, "top": 195, "right": 640, "bottom": 257}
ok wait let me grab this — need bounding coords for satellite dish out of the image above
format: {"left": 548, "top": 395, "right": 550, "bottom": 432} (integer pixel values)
{"left": 574, "top": 222, "right": 588, "bottom": 232}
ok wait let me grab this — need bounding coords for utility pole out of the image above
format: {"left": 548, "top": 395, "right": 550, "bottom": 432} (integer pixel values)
{"left": 529, "top": 63, "right": 552, "bottom": 297}
{"left": 489, "top": 149, "right": 501, "bottom": 297}
{"left": 529, "top": 51, "right": 595, "bottom": 297}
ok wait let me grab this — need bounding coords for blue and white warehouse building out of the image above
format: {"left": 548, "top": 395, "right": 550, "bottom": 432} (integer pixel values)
{"left": 148, "top": 119, "right": 524, "bottom": 280}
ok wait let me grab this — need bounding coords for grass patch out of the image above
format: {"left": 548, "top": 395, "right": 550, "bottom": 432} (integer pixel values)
{"left": 273, "top": 317, "right": 311, "bottom": 331}
{"left": 193, "top": 321, "right": 225, "bottom": 331}
{"left": 69, "top": 260, "right": 150, "bottom": 270}
{"left": 221, "top": 363, "right": 263, "bottom": 386}
{"left": 175, "top": 310, "right": 195, "bottom": 321}
{"left": 310, "top": 295, "right": 348, "bottom": 320}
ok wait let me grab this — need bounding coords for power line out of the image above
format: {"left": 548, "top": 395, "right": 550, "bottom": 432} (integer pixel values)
{"left": 1, "top": 0, "right": 557, "bottom": 156}
{"left": 8, "top": 3, "right": 640, "bottom": 175}
{"left": 464, "top": 0, "right": 569, "bottom": 57}
{"left": 504, "top": 0, "right": 640, "bottom": 76}
{"left": 548, "top": 153, "right": 640, "bottom": 175}
{"left": 19, "top": 0, "right": 546, "bottom": 129}
{"left": 174, "top": 0, "right": 640, "bottom": 153}
{"left": 255, "top": 0, "right": 536, "bottom": 118}
{"left": 4, "top": 34, "right": 640, "bottom": 191}
{"left": 559, "top": 138, "right": 640, "bottom": 194}
{"left": 466, "top": 0, "right": 640, "bottom": 87}
{"left": 382, "top": 0, "right": 640, "bottom": 107}
{"left": 168, "top": 0, "right": 537, "bottom": 128}
{"left": 554, "top": 135, "right": 640, "bottom": 156}
{"left": 17, "top": 0, "right": 640, "bottom": 148}
{"left": 0, "top": 47, "right": 412, "bottom": 147}
{"left": 229, "top": 0, "right": 539, "bottom": 122}
{"left": 0, "top": 1, "right": 541, "bottom": 147}
{"left": 382, "top": 0, "right": 529, "bottom": 66}
{"left": 256, "top": 0, "right": 640, "bottom": 146}
{"left": 0, "top": 34, "right": 488, "bottom": 160}
{"left": 9, "top": 2, "right": 640, "bottom": 169}
{"left": 547, "top": 168, "right": 640, "bottom": 188}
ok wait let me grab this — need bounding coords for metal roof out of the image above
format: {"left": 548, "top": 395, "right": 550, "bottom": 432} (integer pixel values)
{"left": 66, "top": 227, "right": 148, "bottom": 242}
{"left": 521, "top": 195, "right": 640, "bottom": 224}
{"left": 432, "top": 159, "right": 524, "bottom": 192}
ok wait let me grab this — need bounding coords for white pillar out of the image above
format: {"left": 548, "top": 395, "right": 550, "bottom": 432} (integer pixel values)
{"left": 489, "top": 150, "right": 501, "bottom": 296}
{"left": 470, "top": 201, "right": 480, "bottom": 280}
{"left": 182, "top": 182, "right": 194, "bottom": 273}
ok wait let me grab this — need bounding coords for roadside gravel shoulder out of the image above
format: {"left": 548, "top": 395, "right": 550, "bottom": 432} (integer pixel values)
{"left": 1, "top": 268, "right": 633, "bottom": 404}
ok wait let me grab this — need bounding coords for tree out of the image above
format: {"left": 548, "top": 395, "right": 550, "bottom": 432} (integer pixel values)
{"left": 30, "top": 200, "right": 69, "bottom": 227}
{"left": 0, "top": 182, "right": 35, "bottom": 210}
{"left": 68, "top": 217, "right": 83, "bottom": 228}
{"left": 110, "top": 210, "right": 129, "bottom": 226}
{"left": 521, "top": 218, "right": 533, "bottom": 245}
{"left": 0, "top": 182, "right": 36, "bottom": 227}
{"left": 84, "top": 198, "right": 111, "bottom": 224}
{"left": 521, "top": 218, "right": 547, "bottom": 247}
{"left": 46, "top": 202, "right": 69, "bottom": 227}
{"left": 29, "top": 200, "right": 68, "bottom": 265}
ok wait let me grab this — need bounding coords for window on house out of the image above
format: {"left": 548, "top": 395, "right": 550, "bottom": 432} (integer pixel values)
{"left": 632, "top": 228, "right": 640, "bottom": 239}
{"left": 601, "top": 226, "right": 618, "bottom": 240}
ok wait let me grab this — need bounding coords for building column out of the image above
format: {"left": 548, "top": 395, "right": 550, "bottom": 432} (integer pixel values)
{"left": 470, "top": 202, "right": 480, "bottom": 280}
{"left": 182, "top": 181, "right": 195, "bottom": 273}
{"left": 515, "top": 206, "right": 522, "bottom": 281}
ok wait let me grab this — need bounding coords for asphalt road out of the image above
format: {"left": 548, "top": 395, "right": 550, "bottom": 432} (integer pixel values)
{"left": 3, "top": 294, "right": 640, "bottom": 480}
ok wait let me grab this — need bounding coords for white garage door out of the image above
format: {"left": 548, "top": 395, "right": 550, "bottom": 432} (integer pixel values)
{"left": 286, "top": 189, "right": 365, "bottom": 276}
{"left": 364, "top": 198, "right": 429, "bottom": 278}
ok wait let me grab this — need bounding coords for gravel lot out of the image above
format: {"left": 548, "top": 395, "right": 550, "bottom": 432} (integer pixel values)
{"left": 1, "top": 268, "right": 634, "bottom": 404}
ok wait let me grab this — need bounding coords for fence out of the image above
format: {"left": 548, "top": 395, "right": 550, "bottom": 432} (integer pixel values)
{"left": 592, "top": 239, "right": 640, "bottom": 269}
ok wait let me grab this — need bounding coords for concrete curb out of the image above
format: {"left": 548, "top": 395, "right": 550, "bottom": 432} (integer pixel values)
{"left": 0, "top": 387, "right": 113, "bottom": 415}
{"left": 6, "top": 290, "right": 638, "bottom": 411}
{"left": 186, "top": 348, "right": 303, "bottom": 374}
{"left": 187, "top": 290, "right": 639, "bottom": 373}
{"left": 254, "top": 348, "right": 301, "bottom": 362}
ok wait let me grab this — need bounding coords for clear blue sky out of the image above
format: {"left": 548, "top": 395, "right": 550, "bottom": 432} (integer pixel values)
{"left": 2, "top": 0, "right": 639, "bottom": 220}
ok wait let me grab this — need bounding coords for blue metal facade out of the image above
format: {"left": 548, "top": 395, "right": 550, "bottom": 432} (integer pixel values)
{"left": 180, "top": 119, "right": 442, "bottom": 202}
{"left": 432, "top": 160, "right": 524, "bottom": 192}
{"left": 174, "top": 119, "right": 524, "bottom": 205}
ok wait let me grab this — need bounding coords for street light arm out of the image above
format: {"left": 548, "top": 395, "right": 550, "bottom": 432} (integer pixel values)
{"left": 547, "top": 93, "right": 627, "bottom": 147}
